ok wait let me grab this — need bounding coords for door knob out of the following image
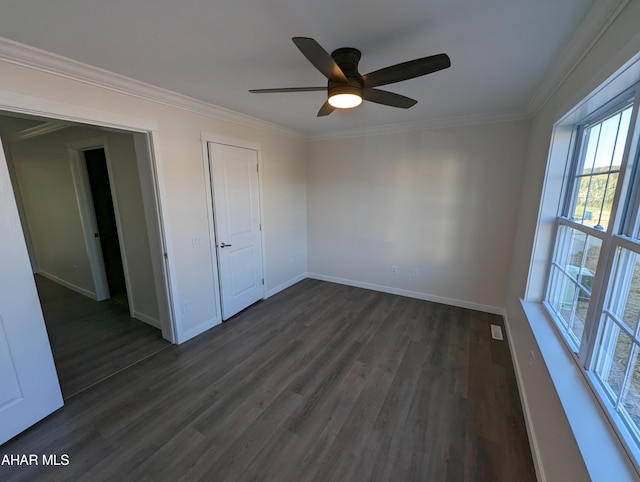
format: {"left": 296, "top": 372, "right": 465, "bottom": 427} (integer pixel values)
{"left": 219, "top": 242, "right": 232, "bottom": 248}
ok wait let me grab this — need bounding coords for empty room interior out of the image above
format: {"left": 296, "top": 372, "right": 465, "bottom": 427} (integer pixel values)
{"left": 1, "top": 1, "right": 640, "bottom": 481}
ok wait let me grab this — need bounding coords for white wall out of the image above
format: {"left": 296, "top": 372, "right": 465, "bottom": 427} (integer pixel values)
{"left": 8, "top": 126, "right": 162, "bottom": 324}
{"left": 505, "top": 1, "right": 640, "bottom": 480}
{"left": 0, "top": 59, "right": 308, "bottom": 343}
{"left": 9, "top": 130, "right": 94, "bottom": 293}
{"left": 307, "top": 121, "right": 530, "bottom": 312}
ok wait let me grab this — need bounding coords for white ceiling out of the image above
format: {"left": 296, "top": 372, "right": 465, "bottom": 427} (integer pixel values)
{"left": 0, "top": 0, "right": 597, "bottom": 134}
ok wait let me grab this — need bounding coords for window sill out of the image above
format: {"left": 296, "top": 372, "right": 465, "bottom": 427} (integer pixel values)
{"left": 520, "top": 300, "right": 639, "bottom": 482}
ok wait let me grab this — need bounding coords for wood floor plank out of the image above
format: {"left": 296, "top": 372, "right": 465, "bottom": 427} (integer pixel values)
{"left": 34, "top": 275, "right": 169, "bottom": 398}
{"left": 0, "top": 279, "right": 536, "bottom": 482}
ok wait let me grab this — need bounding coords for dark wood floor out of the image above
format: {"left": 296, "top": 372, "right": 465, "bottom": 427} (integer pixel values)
{"left": 1, "top": 279, "right": 536, "bottom": 481}
{"left": 35, "top": 275, "right": 169, "bottom": 398}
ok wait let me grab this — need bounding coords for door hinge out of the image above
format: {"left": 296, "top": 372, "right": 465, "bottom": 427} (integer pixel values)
{"left": 256, "top": 164, "right": 259, "bottom": 173}
{"left": 262, "top": 278, "right": 264, "bottom": 285}
{"left": 163, "top": 252, "right": 168, "bottom": 259}
{"left": 259, "top": 223, "right": 262, "bottom": 231}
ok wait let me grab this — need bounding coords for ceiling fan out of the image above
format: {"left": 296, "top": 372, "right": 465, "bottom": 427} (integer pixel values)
{"left": 249, "top": 37, "right": 451, "bottom": 117}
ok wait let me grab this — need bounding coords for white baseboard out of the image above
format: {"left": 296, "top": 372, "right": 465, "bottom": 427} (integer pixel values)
{"left": 307, "top": 273, "right": 504, "bottom": 315}
{"left": 37, "top": 271, "right": 97, "bottom": 300}
{"left": 502, "top": 313, "right": 546, "bottom": 482}
{"left": 133, "top": 310, "right": 161, "bottom": 329}
{"left": 175, "top": 317, "right": 221, "bottom": 344}
{"left": 265, "top": 273, "right": 307, "bottom": 298}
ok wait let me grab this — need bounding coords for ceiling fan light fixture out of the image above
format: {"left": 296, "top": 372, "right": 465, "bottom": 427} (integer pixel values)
{"left": 250, "top": 37, "right": 451, "bottom": 116}
{"left": 328, "top": 84, "right": 362, "bottom": 109}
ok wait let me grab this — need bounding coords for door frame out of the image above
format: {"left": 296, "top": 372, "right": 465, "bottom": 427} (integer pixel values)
{"left": 200, "top": 132, "right": 267, "bottom": 321}
{"left": 0, "top": 89, "right": 179, "bottom": 343}
{"left": 69, "top": 138, "right": 136, "bottom": 320}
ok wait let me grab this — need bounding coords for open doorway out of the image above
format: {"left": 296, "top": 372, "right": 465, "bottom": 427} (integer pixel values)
{"left": 84, "top": 147, "right": 128, "bottom": 308}
{"left": 0, "top": 113, "right": 172, "bottom": 398}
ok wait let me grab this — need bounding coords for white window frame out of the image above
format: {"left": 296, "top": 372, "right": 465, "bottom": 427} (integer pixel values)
{"left": 543, "top": 85, "right": 640, "bottom": 466}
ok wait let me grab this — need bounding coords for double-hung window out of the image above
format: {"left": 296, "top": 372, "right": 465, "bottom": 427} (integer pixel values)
{"left": 544, "top": 86, "right": 640, "bottom": 461}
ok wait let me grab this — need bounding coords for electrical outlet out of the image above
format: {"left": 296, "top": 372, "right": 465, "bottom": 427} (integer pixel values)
{"left": 391, "top": 265, "right": 398, "bottom": 276}
{"left": 412, "top": 268, "right": 419, "bottom": 278}
{"left": 192, "top": 236, "right": 203, "bottom": 248}
{"left": 182, "top": 299, "right": 191, "bottom": 313}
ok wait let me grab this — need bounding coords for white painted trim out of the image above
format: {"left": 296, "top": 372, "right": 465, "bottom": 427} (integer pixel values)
{"left": 521, "top": 300, "right": 639, "bottom": 481}
{"left": 308, "top": 110, "right": 530, "bottom": 141}
{"left": 201, "top": 132, "right": 261, "bottom": 152}
{"left": 0, "top": 88, "right": 178, "bottom": 344}
{"left": 0, "top": 90, "right": 158, "bottom": 133}
{"left": 256, "top": 148, "right": 267, "bottom": 303}
{"left": 100, "top": 142, "right": 136, "bottom": 318}
{"left": 68, "top": 144, "right": 110, "bottom": 301}
{"left": 69, "top": 137, "right": 138, "bottom": 320}
{"left": 502, "top": 313, "right": 546, "bottom": 482}
{"left": 0, "top": 37, "right": 304, "bottom": 140}
{"left": 147, "top": 130, "right": 179, "bottom": 344}
{"left": 37, "top": 271, "right": 96, "bottom": 300}
{"left": 132, "top": 132, "right": 176, "bottom": 343}
{"left": 307, "top": 273, "right": 504, "bottom": 315}
{"left": 13, "top": 122, "right": 68, "bottom": 142}
{"left": 265, "top": 273, "right": 307, "bottom": 299}
{"left": 527, "top": 0, "right": 630, "bottom": 117}
{"left": 203, "top": 134, "right": 267, "bottom": 317}
{"left": 133, "top": 311, "right": 160, "bottom": 329}
{"left": 176, "top": 317, "right": 221, "bottom": 344}
{"left": 200, "top": 137, "right": 223, "bottom": 326}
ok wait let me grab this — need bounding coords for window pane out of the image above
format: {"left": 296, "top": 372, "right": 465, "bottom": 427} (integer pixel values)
{"left": 621, "top": 346, "right": 640, "bottom": 438}
{"left": 547, "top": 266, "right": 575, "bottom": 330}
{"left": 608, "top": 247, "right": 640, "bottom": 333}
{"left": 578, "top": 123, "right": 600, "bottom": 175}
{"left": 572, "top": 176, "right": 590, "bottom": 222}
{"left": 573, "top": 173, "right": 618, "bottom": 230}
{"left": 546, "top": 225, "right": 602, "bottom": 350}
{"left": 613, "top": 106, "right": 633, "bottom": 169}
{"left": 595, "top": 111, "right": 627, "bottom": 170}
{"left": 571, "top": 290, "right": 589, "bottom": 342}
{"left": 595, "top": 318, "right": 633, "bottom": 403}
{"left": 569, "top": 104, "right": 633, "bottom": 229}
{"left": 558, "top": 226, "right": 587, "bottom": 270}
{"left": 582, "top": 235, "right": 602, "bottom": 284}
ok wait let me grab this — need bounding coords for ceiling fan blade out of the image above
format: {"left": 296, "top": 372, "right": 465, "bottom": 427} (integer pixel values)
{"left": 362, "top": 53, "right": 451, "bottom": 88}
{"left": 292, "top": 37, "right": 348, "bottom": 83}
{"left": 249, "top": 87, "right": 326, "bottom": 93}
{"left": 363, "top": 89, "right": 417, "bottom": 108}
{"left": 317, "top": 101, "right": 335, "bottom": 117}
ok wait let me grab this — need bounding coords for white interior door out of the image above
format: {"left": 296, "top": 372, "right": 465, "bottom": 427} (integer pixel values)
{"left": 209, "top": 142, "right": 264, "bottom": 320}
{"left": 0, "top": 139, "right": 63, "bottom": 445}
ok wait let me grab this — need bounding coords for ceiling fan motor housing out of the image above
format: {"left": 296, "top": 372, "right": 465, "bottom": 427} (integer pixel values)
{"left": 331, "top": 47, "right": 362, "bottom": 79}
{"left": 329, "top": 47, "right": 363, "bottom": 99}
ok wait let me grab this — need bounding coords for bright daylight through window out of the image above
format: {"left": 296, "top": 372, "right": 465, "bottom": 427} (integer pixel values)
{"left": 544, "top": 88, "right": 640, "bottom": 462}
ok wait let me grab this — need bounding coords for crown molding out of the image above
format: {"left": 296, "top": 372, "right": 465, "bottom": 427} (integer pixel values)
{"left": 3, "top": 4, "right": 620, "bottom": 145}
{"left": 307, "top": 110, "right": 530, "bottom": 141}
{"left": 527, "top": 0, "right": 629, "bottom": 117}
{"left": 13, "top": 121, "right": 68, "bottom": 142}
{"left": 0, "top": 37, "right": 305, "bottom": 140}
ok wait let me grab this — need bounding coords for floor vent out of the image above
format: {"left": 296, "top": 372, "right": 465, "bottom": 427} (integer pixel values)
{"left": 490, "top": 324, "right": 504, "bottom": 341}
